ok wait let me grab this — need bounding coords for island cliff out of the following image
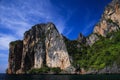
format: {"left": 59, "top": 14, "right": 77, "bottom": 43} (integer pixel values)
{"left": 7, "top": 23, "right": 71, "bottom": 74}
{"left": 7, "top": 0, "right": 120, "bottom": 74}
{"left": 87, "top": 0, "right": 120, "bottom": 46}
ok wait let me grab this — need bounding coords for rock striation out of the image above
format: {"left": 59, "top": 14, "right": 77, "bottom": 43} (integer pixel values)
{"left": 7, "top": 22, "right": 71, "bottom": 74}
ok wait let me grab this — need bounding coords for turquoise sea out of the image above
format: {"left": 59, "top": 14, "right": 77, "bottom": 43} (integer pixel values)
{"left": 0, "top": 74, "right": 120, "bottom": 80}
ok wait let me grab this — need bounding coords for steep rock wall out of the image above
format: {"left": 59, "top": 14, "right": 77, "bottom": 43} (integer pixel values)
{"left": 94, "top": 0, "right": 120, "bottom": 36}
{"left": 7, "top": 40, "right": 23, "bottom": 74}
{"left": 8, "top": 23, "right": 71, "bottom": 74}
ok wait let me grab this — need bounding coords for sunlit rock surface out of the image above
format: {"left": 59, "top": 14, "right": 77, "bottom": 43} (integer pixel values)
{"left": 8, "top": 23, "right": 70, "bottom": 74}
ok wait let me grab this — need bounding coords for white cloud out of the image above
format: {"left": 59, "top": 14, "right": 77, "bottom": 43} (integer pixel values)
{"left": 0, "top": 33, "right": 16, "bottom": 50}
{"left": 0, "top": 17, "right": 32, "bottom": 37}
{"left": 55, "top": 20, "right": 66, "bottom": 33}
{"left": 0, "top": 0, "right": 71, "bottom": 38}
{"left": 64, "top": 28, "right": 73, "bottom": 36}
{"left": 0, "top": 0, "right": 74, "bottom": 73}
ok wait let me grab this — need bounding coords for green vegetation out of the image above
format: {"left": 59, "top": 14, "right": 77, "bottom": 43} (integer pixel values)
{"left": 63, "top": 36, "right": 87, "bottom": 68}
{"left": 65, "top": 31, "right": 120, "bottom": 70}
{"left": 81, "top": 31, "right": 120, "bottom": 70}
{"left": 27, "top": 66, "right": 61, "bottom": 74}
{"left": 50, "top": 67, "right": 61, "bottom": 73}
{"left": 23, "top": 30, "right": 120, "bottom": 73}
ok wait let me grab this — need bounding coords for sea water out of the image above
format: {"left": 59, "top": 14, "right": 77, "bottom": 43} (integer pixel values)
{"left": 0, "top": 74, "right": 120, "bottom": 80}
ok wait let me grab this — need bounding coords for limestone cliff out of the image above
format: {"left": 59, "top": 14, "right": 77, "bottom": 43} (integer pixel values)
{"left": 94, "top": 0, "right": 120, "bottom": 36}
{"left": 86, "top": 33, "right": 99, "bottom": 46}
{"left": 86, "top": 0, "right": 120, "bottom": 46}
{"left": 7, "top": 22, "right": 70, "bottom": 74}
{"left": 7, "top": 0, "right": 120, "bottom": 74}
{"left": 7, "top": 40, "right": 23, "bottom": 74}
{"left": 84, "top": 0, "right": 120, "bottom": 74}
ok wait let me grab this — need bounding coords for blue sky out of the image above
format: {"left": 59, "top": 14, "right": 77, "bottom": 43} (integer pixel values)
{"left": 0, "top": 0, "right": 111, "bottom": 73}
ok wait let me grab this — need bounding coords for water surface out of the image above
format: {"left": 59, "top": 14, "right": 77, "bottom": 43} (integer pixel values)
{"left": 0, "top": 74, "right": 120, "bottom": 80}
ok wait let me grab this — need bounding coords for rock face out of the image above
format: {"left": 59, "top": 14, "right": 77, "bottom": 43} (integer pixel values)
{"left": 86, "top": 33, "right": 99, "bottom": 46}
{"left": 98, "top": 63, "right": 120, "bottom": 74}
{"left": 7, "top": 0, "right": 120, "bottom": 74}
{"left": 77, "top": 33, "right": 86, "bottom": 44}
{"left": 86, "top": 0, "right": 120, "bottom": 46}
{"left": 7, "top": 40, "right": 23, "bottom": 74}
{"left": 93, "top": 0, "right": 120, "bottom": 36}
{"left": 85, "top": 0, "right": 120, "bottom": 74}
{"left": 8, "top": 23, "right": 70, "bottom": 74}
{"left": 45, "top": 24, "right": 70, "bottom": 69}
{"left": 21, "top": 23, "right": 47, "bottom": 72}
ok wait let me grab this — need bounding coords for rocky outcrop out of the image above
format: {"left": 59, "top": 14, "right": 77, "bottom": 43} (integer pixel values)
{"left": 86, "top": 33, "right": 99, "bottom": 46}
{"left": 7, "top": 40, "right": 23, "bottom": 74}
{"left": 77, "top": 33, "right": 86, "bottom": 44}
{"left": 94, "top": 0, "right": 120, "bottom": 36}
{"left": 86, "top": 63, "right": 120, "bottom": 74}
{"left": 86, "top": 0, "right": 120, "bottom": 46}
{"left": 98, "top": 63, "right": 120, "bottom": 74}
{"left": 84, "top": 0, "right": 120, "bottom": 74}
{"left": 21, "top": 23, "right": 47, "bottom": 72}
{"left": 7, "top": 22, "right": 71, "bottom": 74}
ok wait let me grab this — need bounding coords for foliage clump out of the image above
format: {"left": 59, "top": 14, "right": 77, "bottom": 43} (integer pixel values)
{"left": 27, "top": 66, "right": 61, "bottom": 74}
{"left": 78, "top": 31, "right": 120, "bottom": 70}
{"left": 65, "top": 31, "right": 120, "bottom": 70}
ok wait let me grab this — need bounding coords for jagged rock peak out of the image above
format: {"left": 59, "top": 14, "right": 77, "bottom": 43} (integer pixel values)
{"left": 77, "top": 33, "right": 86, "bottom": 43}
{"left": 24, "top": 22, "right": 59, "bottom": 36}
{"left": 78, "top": 33, "right": 84, "bottom": 40}
{"left": 110, "top": 0, "right": 120, "bottom": 6}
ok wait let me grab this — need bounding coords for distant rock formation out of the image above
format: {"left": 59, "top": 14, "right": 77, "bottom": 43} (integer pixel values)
{"left": 77, "top": 33, "right": 86, "bottom": 44}
{"left": 7, "top": 23, "right": 71, "bottom": 74}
